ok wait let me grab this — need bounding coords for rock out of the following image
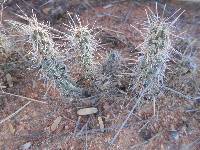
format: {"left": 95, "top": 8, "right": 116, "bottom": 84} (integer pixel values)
{"left": 20, "top": 142, "right": 32, "bottom": 150}
{"left": 139, "top": 128, "right": 152, "bottom": 141}
{"left": 169, "top": 130, "right": 179, "bottom": 141}
{"left": 77, "top": 107, "right": 98, "bottom": 116}
{"left": 50, "top": 116, "right": 62, "bottom": 132}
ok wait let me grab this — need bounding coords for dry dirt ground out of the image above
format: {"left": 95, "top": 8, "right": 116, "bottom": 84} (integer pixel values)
{"left": 0, "top": 0, "right": 200, "bottom": 149}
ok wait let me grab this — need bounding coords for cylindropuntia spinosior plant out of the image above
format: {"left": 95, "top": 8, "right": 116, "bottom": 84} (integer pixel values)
{"left": 40, "top": 57, "right": 81, "bottom": 96}
{"left": 8, "top": 14, "right": 81, "bottom": 97}
{"left": 0, "top": 26, "right": 16, "bottom": 56}
{"left": 94, "top": 50, "right": 122, "bottom": 92}
{"left": 103, "top": 51, "right": 123, "bottom": 90}
{"left": 103, "top": 51, "right": 122, "bottom": 77}
{"left": 18, "top": 15, "right": 56, "bottom": 64}
{"left": 132, "top": 4, "right": 185, "bottom": 97}
{"left": 3, "top": 4, "right": 197, "bottom": 103}
{"left": 65, "top": 14, "right": 99, "bottom": 79}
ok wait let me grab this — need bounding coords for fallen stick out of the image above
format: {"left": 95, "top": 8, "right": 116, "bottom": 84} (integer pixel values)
{"left": 1, "top": 91, "right": 48, "bottom": 104}
{"left": 0, "top": 101, "right": 31, "bottom": 124}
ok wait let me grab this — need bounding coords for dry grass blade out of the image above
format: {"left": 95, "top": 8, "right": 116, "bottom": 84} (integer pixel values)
{"left": 1, "top": 91, "right": 47, "bottom": 104}
{"left": 0, "top": 101, "right": 31, "bottom": 125}
{"left": 109, "top": 83, "right": 151, "bottom": 145}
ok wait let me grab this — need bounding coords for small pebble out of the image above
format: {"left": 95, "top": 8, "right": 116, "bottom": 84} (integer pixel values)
{"left": 77, "top": 107, "right": 98, "bottom": 116}
{"left": 169, "top": 130, "right": 179, "bottom": 141}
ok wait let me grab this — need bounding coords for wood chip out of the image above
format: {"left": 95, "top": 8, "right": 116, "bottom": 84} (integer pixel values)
{"left": 98, "top": 116, "right": 104, "bottom": 132}
{"left": 50, "top": 116, "right": 62, "bottom": 132}
{"left": 6, "top": 73, "right": 13, "bottom": 87}
{"left": 32, "top": 80, "right": 36, "bottom": 89}
{"left": 77, "top": 107, "right": 98, "bottom": 116}
{"left": 8, "top": 123, "right": 15, "bottom": 134}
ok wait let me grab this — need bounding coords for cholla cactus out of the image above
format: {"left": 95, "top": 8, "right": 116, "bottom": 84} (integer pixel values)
{"left": 40, "top": 57, "right": 81, "bottom": 96}
{"left": 132, "top": 4, "right": 185, "bottom": 97}
{"left": 96, "top": 51, "right": 122, "bottom": 92}
{"left": 14, "top": 15, "right": 56, "bottom": 64}
{"left": 103, "top": 51, "right": 121, "bottom": 77}
{"left": 66, "top": 14, "right": 99, "bottom": 78}
{"left": 9, "top": 14, "right": 81, "bottom": 96}
{"left": 7, "top": 15, "right": 61, "bottom": 63}
{"left": 0, "top": 26, "right": 15, "bottom": 56}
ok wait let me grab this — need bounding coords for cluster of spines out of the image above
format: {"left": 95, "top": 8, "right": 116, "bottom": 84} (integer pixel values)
{"left": 66, "top": 14, "right": 98, "bottom": 78}
{"left": 133, "top": 4, "right": 184, "bottom": 97}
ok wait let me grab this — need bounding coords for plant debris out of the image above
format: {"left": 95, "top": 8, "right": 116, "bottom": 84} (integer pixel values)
{"left": 50, "top": 116, "right": 62, "bottom": 132}
{"left": 77, "top": 107, "right": 98, "bottom": 116}
{"left": 98, "top": 116, "right": 105, "bottom": 132}
{"left": 5, "top": 73, "right": 13, "bottom": 87}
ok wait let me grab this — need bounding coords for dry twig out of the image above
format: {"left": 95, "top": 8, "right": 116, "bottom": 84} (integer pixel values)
{"left": 1, "top": 91, "right": 47, "bottom": 104}
{"left": 0, "top": 101, "right": 32, "bottom": 124}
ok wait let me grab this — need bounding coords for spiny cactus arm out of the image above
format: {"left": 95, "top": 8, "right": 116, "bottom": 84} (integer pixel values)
{"left": 102, "top": 51, "right": 121, "bottom": 76}
{"left": 66, "top": 14, "right": 99, "bottom": 78}
{"left": 40, "top": 57, "right": 82, "bottom": 96}
{"left": 8, "top": 14, "right": 81, "bottom": 97}
{"left": 0, "top": 25, "right": 16, "bottom": 56}
{"left": 131, "top": 4, "right": 185, "bottom": 97}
